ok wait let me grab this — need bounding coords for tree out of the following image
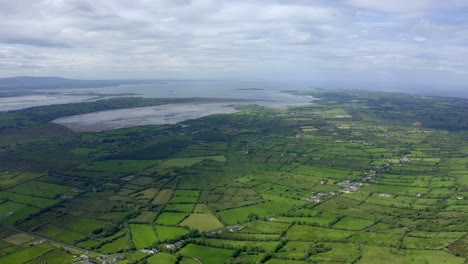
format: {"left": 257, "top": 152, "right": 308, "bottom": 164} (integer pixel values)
{"left": 175, "top": 254, "right": 183, "bottom": 264}
{"left": 248, "top": 212, "right": 259, "bottom": 221}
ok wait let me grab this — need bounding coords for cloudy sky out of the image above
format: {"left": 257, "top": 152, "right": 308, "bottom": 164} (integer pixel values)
{"left": 1, "top": 0, "right": 468, "bottom": 91}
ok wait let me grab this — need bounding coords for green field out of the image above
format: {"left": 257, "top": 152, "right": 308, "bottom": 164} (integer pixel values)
{"left": 0, "top": 89, "right": 466, "bottom": 262}
{"left": 164, "top": 204, "right": 195, "bottom": 213}
{"left": 179, "top": 244, "right": 234, "bottom": 264}
{"left": 217, "top": 201, "right": 298, "bottom": 225}
{"left": 155, "top": 225, "right": 190, "bottom": 242}
{"left": 0, "top": 201, "right": 40, "bottom": 225}
{"left": 173, "top": 190, "right": 200, "bottom": 197}
{"left": 0, "top": 243, "right": 55, "bottom": 263}
{"left": 130, "top": 211, "right": 158, "bottom": 223}
{"left": 35, "top": 225, "right": 84, "bottom": 244}
{"left": 147, "top": 252, "right": 177, "bottom": 263}
{"left": 195, "top": 238, "right": 280, "bottom": 253}
{"left": 170, "top": 196, "right": 198, "bottom": 204}
{"left": 241, "top": 220, "right": 290, "bottom": 234}
{"left": 285, "top": 225, "right": 354, "bottom": 241}
{"left": 155, "top": 212, "right": 189, "bottom": 225}
{"left": 0, "top": 172, "right": 44, "bottom": 190}
{"left": 0, "top": 192, "right": 58, "bottom": 208}
{"left": 193, "top": 204, "right": 212, "bottom": 213}
{"left": 152, "top": 189, "right": 174, "bottom": 205}
{"left": 79, "top": 159, "right": 159, "bottom": 173}
{"left": 28, "top": 249, "right": 77, "bottom": 264}
{"left": 2, "top": 233, "right": 35, "bottom": 245}
{"left": 99, "top": 236, "right": 130, "bottom": 253}
{"left": 179, "top": 213, "right": 224, "bottom": 231}
{"left": 358, "top": 246, "right": 465, "bottom": 264}
{"left": 8, "top": 181, "right": 73, "bottom": 199}
{"left": 131, "top": 188, "right": 159, "bottom": 200}
{"left": 130, "top": 224, "right": 157, "bottom": 249}
{"left": 52, "top": 214, "right": 109, "bottom": 234}
{"left": 332, "top": 217, "right": 374, "bottom": 230}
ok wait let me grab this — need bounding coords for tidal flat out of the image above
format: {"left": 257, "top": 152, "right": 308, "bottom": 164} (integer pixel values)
{"left": 47, "top": 81, "right": 312, "bottom": 131}
{"left": 0, "top": 94, "right": 99, "bottom": 112}
{"left": 2, "top": 81, "right": 313, "bottom": 131}
{"left": 52, "top": 102, "right": 242, "bottom": 132}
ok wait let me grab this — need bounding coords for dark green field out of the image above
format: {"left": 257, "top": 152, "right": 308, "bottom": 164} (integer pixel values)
{"left": 0, "top": 90, "right": 466, "bottom": 263}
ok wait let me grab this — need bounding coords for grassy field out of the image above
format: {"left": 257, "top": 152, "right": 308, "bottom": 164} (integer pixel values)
{"left": 99, "top": 236, "right": 130, "bottom": 254}
{"left": 51, "top": 215, "right": 109, "bottom": 234}
{"left": 0, "top": 89, "right": 466, "bottom": 262}
{"left": 179, "top": 244, "right": 234, "bottom": 264}
{"left": 273, "top": 216, "right": 335, "bottom": 226}
{"left": 285, "top": 225, "right": 354, "bottom": 241}
{"left": 28, "top": 249, "right": 77, "bottom": 264}
{"left": 76, "top": 239, "right": 101, "bottom": 250}
{"left": 79, "top": 159, "right": 159, "bottom": 173}
{"left": 131, "top": 188, "right": 159, "bottom": 200}
{"left": 164, "top": 204, "right": 195, "bottom": 213}
{"left": 0, "top": 172, "right": 44, "bottom": 190}
{"left": 147, "top": 252, "right": 177, "bottom": 263}
{"left": 35, "top": 225, "right": 84, "bottom": 244}
{"left": 217, "top": 201, "right": 298, "bottom": 225}
{"left": 195, "top": 238, "right": 280, "bottom": 252}
{"left": 0, "top": 242, "right": 55, "bottom": 263}
{"left": 179, "top": 213, "right": 224, "bottom": 232}
{"left": 130, "top": 211, "right": 158, "bottom": 223}
{"left": 311, "top": 242, "right": 360, "bottom": 263}
{"left": 8, "top": 181, "right": 74, "bottom": 199}
{"left": 152, "top": 189, "right": 174, "bottom": 205}
{"left": 130, "top": 224, "right": 157, "bottom": 249}
{"left": 155, "top": 225, "right": 189, "bottom": 242}
{"left": 173, "top": 190, "right": 200, "bottom": 197}
{"left": 170, "top": 196, "right": 198, "bottom": 204}
{"left": 193, "top": 204, "right": 212, "bottom": 213}
{"left": 241, "top": 220, "right": 290, "bottom": 234}
{"left": 358, "top": 246, "right": 465, "bottom": 264}
{"left": 159, "top": 158, "right": 204, "bottom": 168}
{"left": 332, "top": 217, "right": 374, "bottom": 230}
{"left": 2, "top": 233, "right": 35, "bottom": 245}
{"left": 155, "top": 212, "right": 189, "bottom": 225}
{"left": 0, "top": 192, "right": 58, "bottom": 208}
{"left": 0, "top": 201, "right": 40, "bottom": 225}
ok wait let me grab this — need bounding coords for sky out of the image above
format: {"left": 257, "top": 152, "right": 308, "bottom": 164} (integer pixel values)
{"left": 0, "top": 0, "right": 468, "bottom": 92}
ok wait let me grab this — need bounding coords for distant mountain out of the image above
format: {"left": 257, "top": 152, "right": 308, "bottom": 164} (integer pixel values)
{"left": 0, "top": 76, "right": 158, "bottom": 90}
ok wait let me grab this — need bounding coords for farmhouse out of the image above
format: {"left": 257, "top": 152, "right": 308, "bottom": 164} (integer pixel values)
{"left": 140, "top": 248, "right": 158, "bottom": 255}
{"left": 166, "top": 244, "right": 176, "bottom": 250}
{"left": 206, "top": 229, "right": 223, "bottom": 237}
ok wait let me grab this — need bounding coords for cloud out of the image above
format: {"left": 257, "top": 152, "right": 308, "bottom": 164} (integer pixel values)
{"left": 348, "top": 0, "right": 468, "bottom": 15}
{"left": 286, "top": 31, "right": 317, "bottom": 45}
{"left": 257, "top": 4, "right": 338, "bottom": 22}
{"left": 0, "top": 36, "right": 70, "bottom": 48}
{"left": 348, "top": 0, "right": 432, "bottom": 14}
{"left": 0, "top": 0, "right": 466, "bottom": 90}
{"left": 413, "top": 36, "right": 426, "bottom": 42}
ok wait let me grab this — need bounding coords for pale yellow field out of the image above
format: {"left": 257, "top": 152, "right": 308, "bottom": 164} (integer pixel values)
{"left": 180, "top": 213, "right": 223, "bottom": 232}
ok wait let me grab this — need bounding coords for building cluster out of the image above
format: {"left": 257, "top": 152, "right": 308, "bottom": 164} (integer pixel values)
{"left": 28, "top": 240, "right": 44, "bottom": 246}
{"left": 338, "top": 180, "right": 363, "bottom": 193}
{"left": 166, "top": 240, "right": 185, "bottom": 251}
{"left": 101, "top": 256, "right": 122, "bottom": 264}
{"left": 140, "top": 248, "right": 158, "bottom": 255}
